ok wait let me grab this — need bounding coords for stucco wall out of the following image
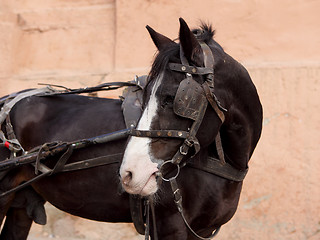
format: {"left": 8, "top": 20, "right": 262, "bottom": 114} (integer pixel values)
{"left": 0, "top": 0, "right": 319, "bottom": 239}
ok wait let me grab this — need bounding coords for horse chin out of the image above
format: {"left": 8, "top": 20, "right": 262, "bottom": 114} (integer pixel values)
{"left": 139, "top": 173, "right": 159, "bottom": 196}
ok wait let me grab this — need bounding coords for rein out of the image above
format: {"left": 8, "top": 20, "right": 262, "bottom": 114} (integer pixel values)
{"left": 0, "top": 128, "right": 130, "bottom": 198}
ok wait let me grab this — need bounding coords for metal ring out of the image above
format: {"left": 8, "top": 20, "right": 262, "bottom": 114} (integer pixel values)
{"left": 159, "top": 160, "right": 180, "bottom": 182}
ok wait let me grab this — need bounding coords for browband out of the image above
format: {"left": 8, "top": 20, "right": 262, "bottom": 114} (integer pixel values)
{"left": 168, "top": 63, "right": 214, "bottom": 75}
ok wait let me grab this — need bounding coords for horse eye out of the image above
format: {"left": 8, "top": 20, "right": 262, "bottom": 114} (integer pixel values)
{"left": 161, "top": 96, "right": 175, "bottom": 108}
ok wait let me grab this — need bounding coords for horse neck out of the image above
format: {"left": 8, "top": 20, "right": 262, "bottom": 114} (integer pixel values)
{"left": 220, "top": 92, "right": 260, "bottom": 170}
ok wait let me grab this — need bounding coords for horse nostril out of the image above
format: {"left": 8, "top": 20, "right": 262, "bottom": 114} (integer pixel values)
{"left": 122, "top": 171, "right": 133, "bottom": 186}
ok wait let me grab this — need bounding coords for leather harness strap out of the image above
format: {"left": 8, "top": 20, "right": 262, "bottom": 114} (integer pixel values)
{"left": 0, "top": 81, "right": 149, "bottom": 237}
{"left": 61, "top": 153, "right": 121, "bottom": 172}
{"left": 0, "top": 87, "right": 54, "bottom": 124}
{"left": 0, "top": 153, "right": 122, "bottom": 198}
{"left": 187, "top": 156, "right": 248, "bottom": 182}
{"left": 0, "top": 88, "right": 53, "bottom": 154}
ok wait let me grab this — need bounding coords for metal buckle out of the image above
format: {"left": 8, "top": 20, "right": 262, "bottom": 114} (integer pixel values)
{"left": 179, "top": 145, "right": 189, "bottom": 155}
{"left": 184, "top": 138, "right": 194, "bottom": 147}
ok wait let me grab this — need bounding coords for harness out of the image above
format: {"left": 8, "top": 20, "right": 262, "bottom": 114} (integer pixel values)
{"left": 0, "top": 83, "right": 140, "bottom": 195}
{"left": 0, "top": 88, "right": 55, "bottom": 156}
{"left": 0, "top": 79, "right": 153, "bottom": 237}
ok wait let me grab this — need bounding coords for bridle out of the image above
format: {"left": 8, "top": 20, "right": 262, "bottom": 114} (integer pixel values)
{"left": 129, "top": 41, "right": 232, "bottom": 174}
{"left": 128, "top": 41, "right": 248, "bottom": 239}
{"left": 130, "top": 41, "right": 226, "bottom": 166}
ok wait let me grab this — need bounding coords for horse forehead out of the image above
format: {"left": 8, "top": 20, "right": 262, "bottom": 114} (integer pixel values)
{"left": 137, "top": 73, "right": 164, "bottom": 128}
{"left": 159, "top": 70, "right": 183, "bottom": 94}
{"left": 145, "top": 73, "right": 164, "bottom": 103}
{"left": 152, "top": 74, "right": 163, "bottom": 95}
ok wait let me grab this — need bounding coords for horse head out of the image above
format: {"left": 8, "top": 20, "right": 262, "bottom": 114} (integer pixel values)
{"left": 120, "top": 18, "right": 262, "bottom": 197}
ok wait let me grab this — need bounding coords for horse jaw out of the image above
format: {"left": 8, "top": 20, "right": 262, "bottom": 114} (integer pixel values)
{"left": 120, "top": 74, "right": 163, "bottom": 196}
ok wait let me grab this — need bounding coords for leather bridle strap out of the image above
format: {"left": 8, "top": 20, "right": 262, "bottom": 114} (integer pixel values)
{"left": 169, "top": 177, "right": 221, "bottom": 239}
{"left": 198, "top": 43, "right": 228, "bottom": 167}
{"left": 129, "top": 129, "right": 189, "bottom": 139}
{"left": 202, "top": 82, "right": 225, "bottom": 123}
{"left": 168, "top": 63, "right": 213, "bottom": 75}
{"left": 129, "top": 126, "right": 201, "bottom": 166}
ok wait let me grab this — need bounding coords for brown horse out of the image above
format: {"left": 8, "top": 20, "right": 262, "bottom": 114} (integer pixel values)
{"left": 120, "top": 18, "right": 262, "bottom": 239}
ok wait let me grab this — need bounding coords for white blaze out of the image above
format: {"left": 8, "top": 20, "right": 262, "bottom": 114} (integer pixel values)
{"left": 120, "top": 74, "right": 163, "bottom": 195}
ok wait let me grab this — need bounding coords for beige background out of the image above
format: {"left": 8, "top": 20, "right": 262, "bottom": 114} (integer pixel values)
{"left": 0, "top": 0, "right": 319, "bottom": 239}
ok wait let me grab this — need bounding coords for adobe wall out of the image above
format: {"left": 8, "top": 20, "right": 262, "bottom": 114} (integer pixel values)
{"left": 1, "top": 1, "right": 319, "bottom": 239}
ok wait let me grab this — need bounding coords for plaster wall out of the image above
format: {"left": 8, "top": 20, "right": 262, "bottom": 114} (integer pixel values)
{"left": 0, "top": 1, "right": 319, "bottom": 239}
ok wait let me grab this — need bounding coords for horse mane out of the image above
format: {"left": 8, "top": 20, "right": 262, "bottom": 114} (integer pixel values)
{"left": 192, "top": 22, "right": 215, "bottom": 43}
{"left": 192, "top": 22, "right": 224, "bottom": 51}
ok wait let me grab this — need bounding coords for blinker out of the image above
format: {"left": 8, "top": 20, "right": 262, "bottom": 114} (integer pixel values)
{"left": 173, "top": 77, "right": 207, "bottom": 121}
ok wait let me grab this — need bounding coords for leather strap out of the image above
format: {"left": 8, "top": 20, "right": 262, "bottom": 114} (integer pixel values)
{"left": 0, "top": 87, "right": 53, "bottom": 125}
{"left": 0, "top": 88, "right": 52, "bottom": 156}
{"left": 0, "top": 153, "right": 122, "bottom": 198}
{"left": 168, "top": 63, "right": 213, "bottom": 75}
{"left": 200, "top": 42, "right": 215, "bottom": 70}
{"left": 215, "top": 133, "right": 226, "bottom": 165}
{"left": 0, "top": 171, "right": 51, "bottom": 198}
{"left": 202, "top": 81, "right": 225, "bottom": 123}
{"left": 179, "top": 44, "right": 189, "bottom": 66}
{"left": 5, "top": 115, "right": 16, "bottom": 142}
{"left": 130, "top": 129, "right": 189, "bottom": 139}
{"left": 39, "top": 82, "right": 137, "bottom": 96}
{"left": 50, "top": 145, "right": 74, "bottom": 175}
{"left": 187, "top": 156, "right": 248, "bottom": 182}
{"left": 121, "top": 76, "right": 146, "bottom": 129}
{"left": 169, "top": 177, "right": 221, "bottom": 239}
{"left": 61, "top": 153, "right": 121, "bottom": 172}
{"left": 130, "top": 195, "right": 145, "bottom": 235}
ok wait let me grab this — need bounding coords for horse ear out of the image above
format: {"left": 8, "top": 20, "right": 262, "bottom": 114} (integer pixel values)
{"left": 146, "top": 25, "right": 175, "bottom": 51}
{"left": 179, "top": 18, "right": 202, "bottom": 64}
